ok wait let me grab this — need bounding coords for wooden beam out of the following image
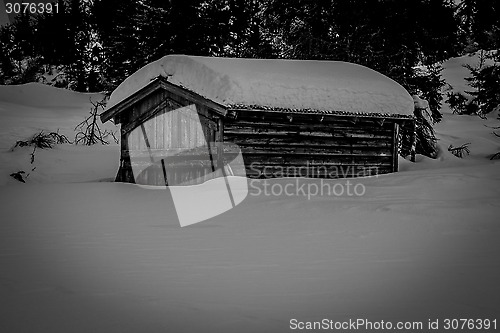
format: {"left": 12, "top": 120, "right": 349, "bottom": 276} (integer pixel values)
{"left": 158, "top": 79, "right": 227, "bottom": 117}
{"left": 224, "top": 120, "right": 394, "bottom": 133}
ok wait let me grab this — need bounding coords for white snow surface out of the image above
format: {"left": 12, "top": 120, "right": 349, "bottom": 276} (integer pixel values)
{"left": 108, "top": 55, "right": 415, "bottom": 116}
{"left": 1, "top": 58, "right": 500, "bottom": 332}
{"left": 0, "top": 83, "right": 107, "bottom": 150}
{"left": 441, "top": 50, "right": 499, "bottom": 96}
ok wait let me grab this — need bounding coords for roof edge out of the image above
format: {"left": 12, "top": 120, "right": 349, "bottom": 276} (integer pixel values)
{"left": 227, "top": 105, "right": 415, "bottom": 120}
{"left": 100, "top": 77, "right": 228, "bottom": 123}
{"left": 100, "top": 78, "right": 163, "bottom": 123}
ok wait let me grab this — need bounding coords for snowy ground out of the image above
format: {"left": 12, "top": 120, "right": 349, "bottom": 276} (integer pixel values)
{"left": 0, "top": 58, "right": 499, "bottom": 332}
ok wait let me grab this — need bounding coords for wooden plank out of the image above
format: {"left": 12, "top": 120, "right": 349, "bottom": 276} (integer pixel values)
{"left": 241, "top": 155, "right": 393, "bottom": 166}
{"left": 224, "top": 130, "right": 392, "bottom": 140}
{"left": 156, "top": 109, "right": 165, "bottom": 149}
{"left": 145, "top": 103, "right": 156, "bottom": 149}
{"left": 195, "top": 120, "right": 205, "bottom": 146}
{"left": 124, "top": 145, "right": 396, "bottom": 183}
{"left": 224, "top": 120, "right": 393, "bottom": 130}
{"left": 165, "top": 106, "right": 172, "bottom": 149}
{"left": 181, "top": 110, "right": 189, "bottom": 148}
{"left": 171, "top": 107, "right": 179, "bottom": 148}
{"left": 223, "top": 136, "right": 392, "bottom": 148}
{"left": 122, "top": 98, "right": 169, "bottom": 135}
{"left": 224, "top": 122, "right": 394, "bottom": 134}
{"left": 225, "top": 132, "right": 392, "bottom": 142}
{"left": 241, "top": 163, "right": 391, "bottom": 170}
{"left": 240, "top": 156, "right": 393, "bottom": 165}
{"left": 244, "top": 165, "right": 392, "bottom": 179}
{"left": 176, "top": 103, "right": 218, "bottom": 131}
{"left": 224, "top": 145, "right": 392, "bottom": 156}
{"left": 228, "top": 118, "right": 395, "bottom": 129}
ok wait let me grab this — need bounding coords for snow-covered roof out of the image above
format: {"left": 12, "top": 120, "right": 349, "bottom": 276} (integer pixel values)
{"left": 107, "top": 55, "right": 414, "bottom": 116}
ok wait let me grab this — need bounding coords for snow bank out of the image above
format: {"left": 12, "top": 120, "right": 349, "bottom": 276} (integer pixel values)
{"left": 0, "top": 83, "right": 102, "bottom": 109}
{"left": 108, "top": 55, "right": 414, "bottom": 116}
{"left": 0, "top": 83, "right": 112, "bottom": 150}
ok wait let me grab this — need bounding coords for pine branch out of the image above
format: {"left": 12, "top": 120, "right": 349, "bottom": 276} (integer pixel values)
{"left": 448, "top": 143, "right": 471, "bottom": 158}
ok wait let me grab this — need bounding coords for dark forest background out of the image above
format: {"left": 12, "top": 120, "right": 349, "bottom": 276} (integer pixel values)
{"left": 1, "top": 0, "right": 500, "bottom": 158}
{"left": 0, "top": 0, "right": 499, "bottom": 112}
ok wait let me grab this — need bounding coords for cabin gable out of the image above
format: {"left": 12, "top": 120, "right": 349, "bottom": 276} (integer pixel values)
{"left": 110, "top": 81, "right": 225, "bottom": 185}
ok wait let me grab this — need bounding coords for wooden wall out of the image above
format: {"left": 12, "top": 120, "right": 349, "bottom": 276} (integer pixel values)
{"left": 224, "top": 110, "right": 410, "bottom": 179}
{"left": 116, "top": 90, "right": 222, "bottom": 186}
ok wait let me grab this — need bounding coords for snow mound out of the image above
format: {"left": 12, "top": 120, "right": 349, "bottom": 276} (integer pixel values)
{"left": 0, "top": 83, "right": 102, "bottom": 108}
{"left": 108, "top": 55, "right": 414, "bottom": 116}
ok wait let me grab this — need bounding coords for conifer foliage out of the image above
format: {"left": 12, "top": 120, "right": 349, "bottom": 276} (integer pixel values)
{"left": 1, "top": 0, "right": 499, "bottom": 159}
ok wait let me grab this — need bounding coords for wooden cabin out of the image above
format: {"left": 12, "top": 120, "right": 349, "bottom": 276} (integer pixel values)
{"left": 101, "top": 55, "right": 416, "bottom": 186}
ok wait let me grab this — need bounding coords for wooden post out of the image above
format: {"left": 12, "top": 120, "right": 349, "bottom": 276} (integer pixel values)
{"left": 410, "top": 119, "right": 417, "bottom": 162}
{"left": 217, "top": 117, "right": 235, "bottom": 206}
{"left": 392, "top": 122, "right": 400, "bottom": 172}
{"left": 216, "top": 118, "right": 224, "bottom": 171}
{"left": 116, "top": 131, "right": 129, "bottom": 182}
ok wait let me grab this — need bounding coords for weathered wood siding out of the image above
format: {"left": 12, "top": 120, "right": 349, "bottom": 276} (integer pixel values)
{"left": 116, "top": 90, "right": 222, "bottom": 185}
{"left": 113, "top": 86, "right": 414, "bottom": 185}
{"left": 224, "top": 110, "right": 407, "bottom": 178}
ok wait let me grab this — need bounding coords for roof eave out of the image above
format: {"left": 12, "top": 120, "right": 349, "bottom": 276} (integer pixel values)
{"left": 227, "top": 106, "right": 415, "bottom": 120}
{"left": 100, "top": 78, "right": 163, "bottom": 123}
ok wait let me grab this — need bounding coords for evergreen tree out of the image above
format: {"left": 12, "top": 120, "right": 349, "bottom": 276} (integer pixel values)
{"left": 199, "top": 0, "right": 277, "bottom": 58}
{"left": 464, "top": 51, "right": 500, "bottom": 116}
{"left": 265, "top": 0, "right": 458, "bottom": 83}
{"left": 33, "top": 3, "right": 73, "bottom": 66}
{"left": 0, "top": 12, "right": 43, "bottom": 84}
{"left": 457, "top": 0, "right": 500, "bottom": 51}
{"left": 407, "top": 64, "right": 446, "bottom": 123}
{"left": 93, "top": 0, "right": 145, "bottom": 88}
{"left": 0, "top": 24, "right": 17, "bottom": 83}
